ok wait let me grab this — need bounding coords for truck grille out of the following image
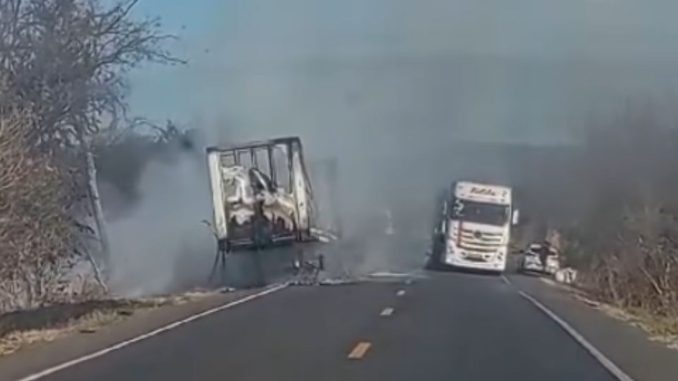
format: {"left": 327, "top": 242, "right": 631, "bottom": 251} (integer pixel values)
{"left": 457, "top": 227, "right": 503, "bottom": 253}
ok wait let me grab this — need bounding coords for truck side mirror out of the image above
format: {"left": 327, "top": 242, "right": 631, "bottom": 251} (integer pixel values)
{"left": 512, "top": 209, "right": 520, "bottom": 226}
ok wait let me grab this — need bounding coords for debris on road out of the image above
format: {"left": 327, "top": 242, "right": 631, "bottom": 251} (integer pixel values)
{"left": 368, "top": 271, "right": 413, "bottom": 278}
{"left": 317, "top": 278, "right": 356, "bottom": 286}
{"left": 554, "top": 268, "right": 578, "bottom": 284}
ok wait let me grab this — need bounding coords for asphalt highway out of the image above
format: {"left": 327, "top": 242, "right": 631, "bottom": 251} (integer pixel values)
{"left": 31, "top": 271, "right": 618, "bottom": 381}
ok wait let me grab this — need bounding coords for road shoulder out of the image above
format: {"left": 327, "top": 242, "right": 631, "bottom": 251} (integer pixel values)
{"left": 0, "top": 287, "right": 279, "bottom": 381}
{"left": 509, "top": 275, "right": 678, "bottom": 381}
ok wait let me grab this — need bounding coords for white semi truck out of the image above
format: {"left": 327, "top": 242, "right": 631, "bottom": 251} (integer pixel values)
{"left": 431, "top": 181, "right": 519, "bottom": 273}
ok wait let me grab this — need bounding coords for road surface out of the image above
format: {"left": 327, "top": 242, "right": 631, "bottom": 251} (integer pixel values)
{"left": 24, "top": 271, "right": 619, "bottom": 381}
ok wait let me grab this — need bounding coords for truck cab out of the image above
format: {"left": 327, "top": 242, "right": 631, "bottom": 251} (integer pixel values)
{"left": 434, "top": 181, "right": 518, "bottom": 273}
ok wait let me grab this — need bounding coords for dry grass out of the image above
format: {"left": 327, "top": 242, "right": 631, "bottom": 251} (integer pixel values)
{"left": 0, "top": 309, "right": 124, "bottom": 356}
{"left": 0, "top": 108, "right": 83, "bottom": 312}
{"left": 570, "top": 287, "right": 678, "bottom": 351}
{"left": 0, "top": 328, "right": 65, "bottom": 356}
{"left": 136, "top": 289, "right": 222, "bottom": 307}
{"left": 0, "top": 289, "right": 221, "bottom": 357}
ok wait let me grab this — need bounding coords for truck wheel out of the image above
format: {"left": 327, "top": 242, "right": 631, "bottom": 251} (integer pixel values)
{"left": 425, "top": 246, "right": 442, "bottom": 270}
{"left": 425, "top": 256, "right": 441, "bottom": 271}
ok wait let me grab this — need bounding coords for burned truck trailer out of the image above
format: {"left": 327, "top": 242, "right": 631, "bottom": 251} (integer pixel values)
{"left": 206, "top": 137, "right": 318, "bottom": 254}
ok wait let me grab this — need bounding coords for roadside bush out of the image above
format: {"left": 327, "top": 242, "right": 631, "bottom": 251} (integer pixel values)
{"left": 519, "top": 109, "right": 678, "bottom": 318}
{"left": 573, "top": 206, "right": 678, "bottom": 317}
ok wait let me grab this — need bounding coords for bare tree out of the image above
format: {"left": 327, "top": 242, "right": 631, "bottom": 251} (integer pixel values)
{"left": 0, "top": 107, "right": 88, "bottom": 312}
{"left": 1, "top": 0, "right": 182, "bottom": 146}
{"left": 0, "top": 0, "right": 183, "bottom": 270}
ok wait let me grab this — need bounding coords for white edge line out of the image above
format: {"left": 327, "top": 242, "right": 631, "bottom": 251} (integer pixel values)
{"left": 500, "top": 275, "right": 511, "bottom": 286}
{"left": 15, "top": 283, "right": 288, "bottom": 381}
{"left": 517, "top": 290, "right": 635, "bottom": 381}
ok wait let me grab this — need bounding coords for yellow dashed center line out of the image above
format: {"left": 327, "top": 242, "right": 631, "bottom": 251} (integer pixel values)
{"left": 346, "top": 284, "right": 412, "bottom": 361}
{"left": 347, "top": 342, "right": 372, "bottom": 360}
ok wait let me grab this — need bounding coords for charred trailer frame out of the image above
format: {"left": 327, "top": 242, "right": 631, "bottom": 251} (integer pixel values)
{"left": 206, "top": 137, "right": 317, "bottom": 254}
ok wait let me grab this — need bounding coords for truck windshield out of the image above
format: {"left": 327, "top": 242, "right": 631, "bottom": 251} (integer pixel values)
{"left": 450, "top": 198, "right": 509, "bottom": 226}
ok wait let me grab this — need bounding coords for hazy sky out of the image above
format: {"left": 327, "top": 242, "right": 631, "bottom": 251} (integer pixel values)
{"left": 128, "top": 0, "right": 678, "bottom": 149}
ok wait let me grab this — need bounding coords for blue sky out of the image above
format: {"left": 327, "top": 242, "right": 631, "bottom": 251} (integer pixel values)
{"left": 127, "top": 0, "right": 678, "bottom": 150}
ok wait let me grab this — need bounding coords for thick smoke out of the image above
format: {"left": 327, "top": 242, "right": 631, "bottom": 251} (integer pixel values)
{"left": 105, "top": 147, "right": 215, "bottom": 296}
{"left": 108, "top": 0, "right": 678, "bottom": 293}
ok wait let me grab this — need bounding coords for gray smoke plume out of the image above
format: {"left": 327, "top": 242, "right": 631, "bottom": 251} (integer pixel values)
{"left": 107, "top": 0, "right": 678, "bottom": 293}
{"left": 105, "top": 148, "right": 214, "bottom": 296}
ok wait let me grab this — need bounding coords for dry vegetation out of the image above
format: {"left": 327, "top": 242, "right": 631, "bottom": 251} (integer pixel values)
{"left": 0, "top": 289, "right": 219, "bottom": 356}
{"left": 0, "top": 0, "right": 180, "bottom": 318}
{"left": 518, "top": 110, "right": 678, "bottom": 335}
{"left": 0, "top": 310, "right": 123, "bottom": 356}
{"left": 0, "top": 2, "right": 205, "bottom": 353}
{"left": 0, "top": 109, "right": 89, "bottom": 311}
